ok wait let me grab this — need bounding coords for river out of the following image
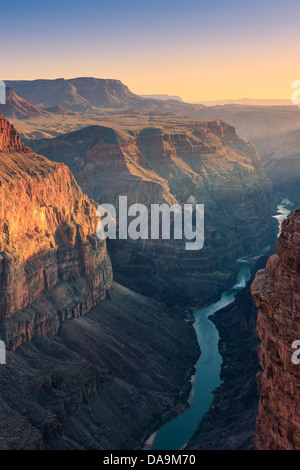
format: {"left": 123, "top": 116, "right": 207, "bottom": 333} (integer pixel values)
{"left": 148, "top": 198, "right": 292, "bottom": 450}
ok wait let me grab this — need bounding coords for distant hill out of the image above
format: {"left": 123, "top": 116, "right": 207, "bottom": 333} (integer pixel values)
{"left": 140, "top": 94, "right": 183, "bottom": 102}
{"left": 4, "top": 78, "right": 204, "bottom": 115}
{"left": 45, "top": 105, "right": 77, "bottom": 115}
{"left": 195, "top": 98, "right": 293, "bottom": 106}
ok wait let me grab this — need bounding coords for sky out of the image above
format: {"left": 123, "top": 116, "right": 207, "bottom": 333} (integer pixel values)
{"left": 1, "top": 0, "right": 300, "bottom": 102}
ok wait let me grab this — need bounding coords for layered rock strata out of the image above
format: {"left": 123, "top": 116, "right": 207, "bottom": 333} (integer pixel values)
{"left": 0, "top": 114, "right": 113, "bottom": 350}
{"left": 0, "top": 114, "right": 199, "bottom": 449}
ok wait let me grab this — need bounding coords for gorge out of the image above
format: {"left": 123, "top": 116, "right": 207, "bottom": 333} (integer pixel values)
{"left": 0, "top": 101, "right": 295, "bottom": 450}
{"left": 29, "top": 120, "right": 274, "bottom": 306}
{"left": 150, "top": 199, "right": 292, "bottom": 450}
{"left": 0, "top": 114, "right": 198, "bottom": 449}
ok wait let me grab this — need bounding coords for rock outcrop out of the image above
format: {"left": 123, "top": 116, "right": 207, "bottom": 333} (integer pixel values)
{"left": 0, "top": 113, "right": 113, "bottom": 350}
{"left": 5, "top": 77, "right": 206, "bottom": 115}
{"left": 0, "top": 114, "right": 199, "bottom": 450}
{"left": 31, "top": 120, "right": 274, "bottom": 305}
{"left": 0, "top": 89, "right": 76, "bottom": 119}
{"left": 251, "top": 210, "right": 300, "bottom": 450}
{"left": 187, "top": 246, "right": 278, "bottom": 450}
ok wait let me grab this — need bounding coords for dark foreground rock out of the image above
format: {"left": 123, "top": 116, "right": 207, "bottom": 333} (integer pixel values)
{"left": 31, "top": 121, "right": 274, "bottom": 306}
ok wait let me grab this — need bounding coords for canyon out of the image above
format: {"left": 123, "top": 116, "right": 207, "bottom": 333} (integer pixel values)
{"left": 2, "top": 80, "right": 299, "bottom": 214}
{"left": 251, "top": 210, "right": 300, "bottom": 450}
{"left": 3, "top": 79, "right": 298, "bottom": 213}
{"left": 0, "top": 114, "right": 198, "bottom": 449}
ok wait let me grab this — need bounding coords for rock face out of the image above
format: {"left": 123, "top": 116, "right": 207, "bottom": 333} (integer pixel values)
{"left": 0, "top": 113, "right": 30, "bottom": 152}
{"left": 251, "top": 210, "right": 300, "bottom": 450}
{"left": 188, "top": 275, "right": 261, "bottom": 450}
{"left": 187, "top": 245, "right": 278, "bottom": 450}
{"left": 0, "top": 113, "right": 113, "bottom": 349}
{"left": 31, "top": 120, "right": 274, "bottom": 305}
{"left": 196, "top": 104, "right": 300, "bottom": 141}
{"left": 0, "top": 89, "right": 76, "bottom": 119}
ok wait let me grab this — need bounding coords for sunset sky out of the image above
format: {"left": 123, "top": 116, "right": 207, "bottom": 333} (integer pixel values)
{"left": 1, "top": 0, "right": 300, "bottom": 102}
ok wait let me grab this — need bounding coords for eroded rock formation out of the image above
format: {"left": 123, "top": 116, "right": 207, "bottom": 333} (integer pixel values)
{"left": 251, "top": 210, "right": 300, "bottom": 450}
{"left": 31, "top": 120, "right": 274, "bottom": 305}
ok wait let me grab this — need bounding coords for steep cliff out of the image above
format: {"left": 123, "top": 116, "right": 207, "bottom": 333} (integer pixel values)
{"left": 187, "top": 246, "right": 278, "bottom": 450}
{"left": 251, "top": 210, "right": 300, "bottom": 450}
{"left": 252, "top": 129, "right": 300, "bottom": 206}
{"left": 31, "top": 120, "right": 274, "bottom": 305}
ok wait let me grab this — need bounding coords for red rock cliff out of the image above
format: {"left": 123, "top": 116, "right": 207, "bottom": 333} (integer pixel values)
{"left": 251, "top": 210, "right": 300, "bottom": 450}
{"left": 0, "top": 114, "right": 113, "bottom": 350}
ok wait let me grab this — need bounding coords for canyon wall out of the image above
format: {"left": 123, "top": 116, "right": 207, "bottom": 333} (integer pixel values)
{"left": 31, "top": 120, "right": 274, "bottom": 306}
{"left": 0, "top": 283, "right": 198, "bottom": 450}
{"left": 0, "top": 114, "right": 199, "bottom": 449}
{"left": 251, "top": 210, "right": 300, "bottom": 450}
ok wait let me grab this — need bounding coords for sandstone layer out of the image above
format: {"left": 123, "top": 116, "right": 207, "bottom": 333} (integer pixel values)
{"left": 0, "top": 114, "right": 199, "bottom": 449}
{"left": 251, "top": 210, "right": 300, "bottom": 450}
